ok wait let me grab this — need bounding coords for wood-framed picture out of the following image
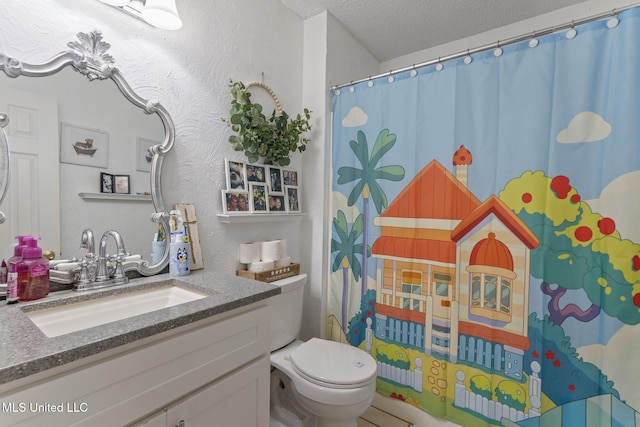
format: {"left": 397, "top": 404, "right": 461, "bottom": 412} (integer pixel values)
{"left": 285, "top": 186, "right": 300, "bottom": 212}
{"left": 114, "top": 175, "right": 130, "bottom": 194}
{"left": 268, "top": 194, "right": 286, "bottom": 212}
{"left": 100, "top": 172, "right": 114, "bottom": 193}
{"left": 249, "top": 183, "right": 268, "bottom": 213}
{"left": 225, "top": 159, "right": 247, "bottom": 191}
{"left": 283, "top": 169, "right": 298, "bottom": 186}
{"left": 60, "top": 122, "right": 109, "bottom": 168}
{"left": 246, "top": 164, "right": 267, "bottom": 184}
{"left": 221, "top": 190, "right": 250, "bottom": 214}
{"left": 136, "top": 137, "right": 158, "bottom": 172}
{"left": 268, "top": 166, "right": 283, "bottom": 194}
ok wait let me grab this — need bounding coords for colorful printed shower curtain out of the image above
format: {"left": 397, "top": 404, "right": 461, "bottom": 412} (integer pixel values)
{"left": 329, "top": 7, "right": 640, "bottom": 427}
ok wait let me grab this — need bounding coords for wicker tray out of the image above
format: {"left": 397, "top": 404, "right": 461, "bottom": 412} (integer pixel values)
{"left": 237, "top": 263, "right": 300, "bottom": 283}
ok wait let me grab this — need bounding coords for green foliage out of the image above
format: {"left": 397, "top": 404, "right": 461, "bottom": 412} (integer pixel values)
{"left": 226, "top": 80, "right": 311, "bottom": 166}
{"left": 469, "top": 375, "right": 493, "bottom": 400}
{"left": 375, "top": 343, "right": 410, "bottom": 369}
{"left": 337, "top": 129, "right": 405, "bottom": 214}
{"left": 331, "top": 211, "right": 369, "bottom": 281}
{"left": 494, "top": 380, "right": 526, "bottom": 411}
{"left": 500, "top": 171, "right": 640, "bottom": 325}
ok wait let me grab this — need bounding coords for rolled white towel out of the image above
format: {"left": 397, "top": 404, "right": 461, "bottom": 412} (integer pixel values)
{"left": 54, "top": 262, "right": 80, "bottom": 271}
{"left": 49, "top": 258, "right": 78, "bottom": 267}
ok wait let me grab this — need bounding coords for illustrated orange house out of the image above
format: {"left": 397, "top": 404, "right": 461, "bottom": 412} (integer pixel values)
{"left": 371, "top": 146, "right": 539, "bottom": 379}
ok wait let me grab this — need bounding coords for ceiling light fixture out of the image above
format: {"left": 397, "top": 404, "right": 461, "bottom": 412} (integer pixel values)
{"left": 98, "top": 0, "right": 182, "bottom": 30}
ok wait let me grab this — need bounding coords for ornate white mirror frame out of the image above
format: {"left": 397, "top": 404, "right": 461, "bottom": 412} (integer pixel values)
{"left": 0, "top": 30, "right": 173, "bottom": 277}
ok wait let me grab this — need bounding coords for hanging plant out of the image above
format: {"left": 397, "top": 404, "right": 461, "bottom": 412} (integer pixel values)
{"left": 226, "top": 80, "right": 311, "bottom": 166}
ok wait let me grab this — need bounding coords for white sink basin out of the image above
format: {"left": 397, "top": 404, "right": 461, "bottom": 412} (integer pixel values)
{"left": 25, "top": 285, "right": 208, "bottom": 337}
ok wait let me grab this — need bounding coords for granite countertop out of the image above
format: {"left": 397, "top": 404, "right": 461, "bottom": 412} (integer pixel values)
{"left": 0, "top": 270, "right": 279, "bottom": 386}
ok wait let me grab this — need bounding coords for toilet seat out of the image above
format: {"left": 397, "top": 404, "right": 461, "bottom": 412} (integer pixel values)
{"left": 289, "top": 338, "right": 377, "bottom": 389}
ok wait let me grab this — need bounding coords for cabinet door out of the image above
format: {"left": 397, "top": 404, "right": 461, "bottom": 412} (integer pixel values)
{"left": 166, "top": 355, "right": 270, "bottom": 427}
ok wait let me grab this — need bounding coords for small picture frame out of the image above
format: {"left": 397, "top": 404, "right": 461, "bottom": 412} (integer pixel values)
{"left": 246, "top": 164, "right": 267, "bottom": 183}
{"left": 249, "top": 183, "right": 268, "bottom": 213}
{"left": 100, "top": 172, "right": 114, "bottom": 193}
{"left": 268, "top": 166, "right": 283, "bottom": 194}
{"left": 114, "top": 175, "right": 130, "bottom": 194}
{"left": 285, "top": 186, "right": 300, "bottom": 212}
{"left": 268, "top": 195, "right": 286, "bottom": 212}
{"left": 136, "top": 137, "right": 158, "bottom": 172}
{"left": 60, "top": 122, "right": 109, "bottom": 168}
{"left": 222, "top": 190, "right": 250, "bottom": 214}
{"left": 283, "top": 169, "right": 298, "bottom": 186}
{"left": 225, "top": 159, "right": 247, "bottom": 191}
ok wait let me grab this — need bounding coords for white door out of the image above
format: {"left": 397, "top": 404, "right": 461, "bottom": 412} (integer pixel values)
{"left": 0, "top": 83, "right": 60, "bottom": 262}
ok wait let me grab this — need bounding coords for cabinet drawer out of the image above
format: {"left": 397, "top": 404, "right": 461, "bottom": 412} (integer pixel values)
{"left": 1, "top": 304, "right": 269, "bottom": 426}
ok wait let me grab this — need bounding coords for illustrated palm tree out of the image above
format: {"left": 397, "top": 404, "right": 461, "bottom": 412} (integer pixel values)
{"left": 337, "top": 129, "right": 405, "bottom": 297}
{"left": 331, "top": 210, "right": 367, "bottom": 333}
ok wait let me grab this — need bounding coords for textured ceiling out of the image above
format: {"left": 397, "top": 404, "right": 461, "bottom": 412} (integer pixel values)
{"left": 280, "top": 0, "right": 590, "bottom": 62}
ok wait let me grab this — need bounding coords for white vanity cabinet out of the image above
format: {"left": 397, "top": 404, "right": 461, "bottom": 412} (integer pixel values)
{"left": 0, "top": 303, "right": 270, "bottom": 427}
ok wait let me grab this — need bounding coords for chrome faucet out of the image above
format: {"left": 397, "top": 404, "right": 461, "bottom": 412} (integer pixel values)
{"left": 74, "top": 229, "right": 129, "bottom": 291}
{"left": 95, "top": 230, "right": 129, "bottom": 283}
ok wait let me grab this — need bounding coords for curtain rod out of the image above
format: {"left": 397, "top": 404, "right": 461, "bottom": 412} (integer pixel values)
{"left": 330, "top": 2, "right": 640, "bottom": 91}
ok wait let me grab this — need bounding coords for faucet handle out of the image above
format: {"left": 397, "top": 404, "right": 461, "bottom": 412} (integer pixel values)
{"left": 110, "top": 252, "right": 127, "bottom": 279}
{"left": 78, "top": 257, "right": 94, "bottom": 285}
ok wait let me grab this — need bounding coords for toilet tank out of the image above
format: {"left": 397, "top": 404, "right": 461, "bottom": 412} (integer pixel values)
{"left": 268, "top": 273, "right": 307, "bottom": 351}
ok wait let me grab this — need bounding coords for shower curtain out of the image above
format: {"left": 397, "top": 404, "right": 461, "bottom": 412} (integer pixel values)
{"left": 329, "top": 7, "right": 640, "bottom": 427}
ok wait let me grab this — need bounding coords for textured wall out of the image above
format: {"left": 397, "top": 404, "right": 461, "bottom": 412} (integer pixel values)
{"left": 0, "top": 1, "right": 308, "bottom": 277}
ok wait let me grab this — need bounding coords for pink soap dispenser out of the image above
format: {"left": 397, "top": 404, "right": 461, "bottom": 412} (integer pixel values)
{"left": 8, "top": 235, "right": 31, "bottom": 272}
{"left": 18, "top": 237, "right": 49, "bottom": 301}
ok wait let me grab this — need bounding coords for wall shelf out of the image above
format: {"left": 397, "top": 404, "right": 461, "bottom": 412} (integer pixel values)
{"left": 79, "top": 192, "right": 152, "bottom": 202}
{"left": 216, "top": 213, "right": 305, "bottom": 224}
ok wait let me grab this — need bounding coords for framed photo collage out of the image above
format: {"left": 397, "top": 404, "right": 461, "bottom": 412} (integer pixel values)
{"left": 222, "top": 159, "right": 300, "bottom": 214}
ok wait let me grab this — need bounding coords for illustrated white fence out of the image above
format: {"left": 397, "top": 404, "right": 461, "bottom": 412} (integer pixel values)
{"left": 376, "top": 358, "right": 423, "bottom": 392}
{"left": 453, "top": 366, "right": 541, "bottom": 423}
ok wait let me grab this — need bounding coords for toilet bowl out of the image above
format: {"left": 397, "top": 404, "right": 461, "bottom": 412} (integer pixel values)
{"left": 271, "top": 339, "right": 376, "bottom": 427}
{"left": 268, "top": 274, "right": 377, "bottom": 427}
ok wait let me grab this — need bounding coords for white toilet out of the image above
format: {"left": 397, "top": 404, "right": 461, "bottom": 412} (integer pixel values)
{"left": 268, "top": 274, "right": 377, "bottom": 427}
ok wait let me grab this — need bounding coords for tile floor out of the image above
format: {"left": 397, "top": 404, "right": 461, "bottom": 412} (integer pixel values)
{"left": 358, "top": 405, "right": 412, "bottom": 427}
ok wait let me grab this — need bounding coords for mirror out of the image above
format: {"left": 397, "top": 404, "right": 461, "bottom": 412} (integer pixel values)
{"left": 0, "top": 30, "right": 173, "bottom": 279}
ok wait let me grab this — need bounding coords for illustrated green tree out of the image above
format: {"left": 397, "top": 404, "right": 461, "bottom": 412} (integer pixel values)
{"left": 331, "top": 210, "right": 369, "bottom": 332}
{"left": 499, "top": 170, "right": 640, "bottom": 325}
{"left": 337, "top": 129, "right": 405, "bottom": 297}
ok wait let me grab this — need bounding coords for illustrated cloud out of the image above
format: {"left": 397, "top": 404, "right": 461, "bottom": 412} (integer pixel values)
{"left": 556, "top": 111, "right": 611, "bottom": 143}
{"left": 342, "top": 106, "right": 368, "bottom": 127}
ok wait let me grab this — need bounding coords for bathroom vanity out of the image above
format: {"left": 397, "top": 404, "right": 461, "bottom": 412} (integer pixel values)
{"left": 0, "top": 29, "right": 279, "bottom": 427}
{"left": 0, "top": 270, "right": 278, "bottom": 426}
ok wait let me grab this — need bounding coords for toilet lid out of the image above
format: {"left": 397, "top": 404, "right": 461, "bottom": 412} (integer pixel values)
{"left": 289, "top": 338, "right": 377, "bottom": 388}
